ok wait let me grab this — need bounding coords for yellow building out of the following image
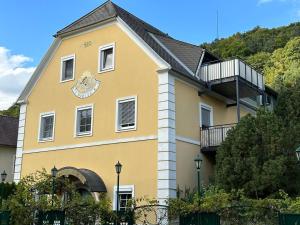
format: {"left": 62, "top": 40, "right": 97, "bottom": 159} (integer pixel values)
{"left": 14, "top": 1, "right": 276, "bottom": 207}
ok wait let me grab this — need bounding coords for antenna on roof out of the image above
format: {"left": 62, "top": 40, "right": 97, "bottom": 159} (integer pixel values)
{"left": 216, "top": 10, "right": 219, "bottom": 40}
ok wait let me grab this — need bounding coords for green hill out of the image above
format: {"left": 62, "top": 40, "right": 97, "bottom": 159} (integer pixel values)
{"left": 201, "top": 22, "right": 300, "bottom": 60}
{"left": 201, "top": 22, "right": 300, "bottom": 89}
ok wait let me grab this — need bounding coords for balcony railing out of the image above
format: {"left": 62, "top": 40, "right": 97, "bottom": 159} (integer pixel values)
{"left": 201, "top": 124, "right": 236, "bottom": 149}
{"left": 200, "top": 59, "right": 265, "bottom": 90}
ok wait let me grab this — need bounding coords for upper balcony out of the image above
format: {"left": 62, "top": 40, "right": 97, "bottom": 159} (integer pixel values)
{"left": 201, "top": 123, "right": 236, "bottom": 153}
{"left": 199, "top": 59, "right": 265, "bottom": 100}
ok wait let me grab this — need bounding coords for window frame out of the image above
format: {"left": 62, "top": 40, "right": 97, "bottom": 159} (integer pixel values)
{"left": 98, "top": 43, "right": 115, "bottom": 73}
{"left": 74, "top": 104, "right": 94, "bottom": 137}
{"left": 115, "top": 96, "right": 138, "bottom": 132}
{"left": 38, "top": 111, "right": 56, "bottom": 142}
{"left": 199, "top": 103, "right": 213, "bottom": 128}
{"left": 60, "top": 54, "right": 75, "bottom": 82}
{"left": 113, "top": 185, "right": 134, "bottom": 211}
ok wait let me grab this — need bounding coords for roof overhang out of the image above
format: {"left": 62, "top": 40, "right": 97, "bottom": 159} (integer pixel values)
{"left": 57, "top": 167, "right": 107, "bottom": 193}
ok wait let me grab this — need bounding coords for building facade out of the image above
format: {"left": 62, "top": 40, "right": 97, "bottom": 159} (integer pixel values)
{"left": 14, "top": 1, "right": 276, "bottom": 207}
{"left": 0, "top": 115, "right": 18, "bottom": 183}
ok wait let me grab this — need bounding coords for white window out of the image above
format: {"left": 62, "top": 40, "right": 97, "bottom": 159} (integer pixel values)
{"left": 38, "top": 112, "right": 55, "bottom": 142}
{"left": 75, "top": 104, "right": 93, "bottom": 137}
{"left": 116, "top": 96, "right": 137, "bottom": 132}
{"left": 60, "top": 54, "right": 75, "bottom": 82}
{"left": 99, "top": 43, "right": 115, "bottom": 73}
{"left": 200, "top": 103, "right": 213, "bottom": 129}
{"left": 113, "top": 185, "right": 134, "bottom": 211}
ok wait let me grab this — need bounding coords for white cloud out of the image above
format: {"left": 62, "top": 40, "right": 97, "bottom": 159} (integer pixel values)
{"left": 258, "top": 0, "right": 273, "bottom": 5}
{"left": 0, "top": 47, "right": 35, "bottom": 110}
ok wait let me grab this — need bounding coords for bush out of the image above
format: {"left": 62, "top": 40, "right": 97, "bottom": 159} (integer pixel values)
{"left": 2, "top": 169, "right": 113, "bottom": 225}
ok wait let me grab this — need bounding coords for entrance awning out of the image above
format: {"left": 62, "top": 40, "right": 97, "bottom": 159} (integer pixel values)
{"left": 57, "top": 167, "right": 107, "bottom": 192}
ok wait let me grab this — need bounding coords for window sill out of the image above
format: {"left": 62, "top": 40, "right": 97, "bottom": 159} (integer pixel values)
{"left": 38, "top": 138, "right": 54, "bottom": 143}
{"left": 98, "top": 67, "right": 115, "bottom": 74}
{"left": 60, "top": 77, "right": 75, "bottom": 83}
{"left": 75, "top": 132, "right": 93, "bottom": 138}
{"left": 115, "top": 127, "right": 136, "bottom": 133}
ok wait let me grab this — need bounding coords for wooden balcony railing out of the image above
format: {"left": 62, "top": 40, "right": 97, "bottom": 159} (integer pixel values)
{"left": 201, "top": 124, "right": 236, "bottom": 149}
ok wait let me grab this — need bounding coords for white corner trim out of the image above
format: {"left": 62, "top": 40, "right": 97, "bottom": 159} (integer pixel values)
{"left": 157, "top": 71, "right": 176, "bottom": 205}
{"left": 14, "top": 104, "right": 27, "bottom": 182}
{"left": 60, "top": 54, "right": 75, "bottom": 82}
{"left": 176, "top": 136, "right": 200, "bottom": 146}
{"left": 23, "top": 135, "right": 157, "bottom": 154}
{"left": 98, "top": 42, "right": 115, "bottom": 73}
{"left": 113, "top": 185, "right": 135, "bottom": 210}
{"left": 74, "top": 104, "right": 94, "bottom": 137}
{"left": 195, "top": 49, "right": 205, "bottom": 79}
{"left": 115, "top": 95, "right": 138, "bottom": 132}
{"left": 37, "top": 111, "right": 56, "bottom": 143}
{"left": 149, "top": 32, "right": 195, "bottom": 77}
{"left": 199, "top": 102, "right": 214, "bottom": 128}
{"left": 116, "top": 17, "right": 170, "bottom": 71}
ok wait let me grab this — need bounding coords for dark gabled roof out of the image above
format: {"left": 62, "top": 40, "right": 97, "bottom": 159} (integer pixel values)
{"left": 153, "top": 34, "right": 204, "bottom": 73}
{"left": 55, "top": 1, "right": 208, "bottom": 81}
{"left": 0, "top": 116, "right": 18, "bottom": 147}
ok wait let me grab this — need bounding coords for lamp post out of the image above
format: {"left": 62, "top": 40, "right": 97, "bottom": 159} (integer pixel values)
{"left": 296, "top": 146, "right": 300, "bottom": 162}
{"left": 1, "top": 170, "right": 7, "bottom": 183}
{"left": 51, "top": 166, "right": 58, "bottom": 207}
{"left": 115, "top": 161, "right": 122, "bottom": 225}
{"left": 194, "top": 155, "right": 203, "bottom": 201}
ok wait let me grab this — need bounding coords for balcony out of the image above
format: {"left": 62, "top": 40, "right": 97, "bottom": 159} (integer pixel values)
{"left": 200, "top": 59, "right": 265, "bottom": 100}
{"left": 201, "top": 124, "right": 236, "bottom": 153}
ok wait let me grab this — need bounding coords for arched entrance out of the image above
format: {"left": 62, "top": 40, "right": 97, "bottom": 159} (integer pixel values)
{"left": 57, "top": 167, "right": 107, "bottom": 200}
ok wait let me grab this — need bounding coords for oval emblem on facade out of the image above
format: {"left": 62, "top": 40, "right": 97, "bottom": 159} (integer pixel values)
{"left": 72, "top": 71, "right": 100, "bottom": 99}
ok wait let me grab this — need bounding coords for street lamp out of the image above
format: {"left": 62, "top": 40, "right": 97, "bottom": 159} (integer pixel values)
{"left": 115, "top": 161, "right": 122, "bottom": 224}
{"left": 1, "top": 170, "right": 7, "bottom": 183}
{"left": 194, "top": 155, "right": 203, "bottom": 200}
{"left": 51, "top": 166, "right": 58, "bottom": 206}
{"left": 296, "top": 146, "right": 300, "bottom": 162}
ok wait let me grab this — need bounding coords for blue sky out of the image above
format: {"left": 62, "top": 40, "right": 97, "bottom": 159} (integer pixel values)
{"left": 0, "top": 0, "right": 299, "bottom": 109}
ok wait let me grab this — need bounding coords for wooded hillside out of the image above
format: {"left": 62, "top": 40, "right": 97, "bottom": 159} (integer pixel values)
{"left": 201, "top": 22, "right": 300, "bottom": 89}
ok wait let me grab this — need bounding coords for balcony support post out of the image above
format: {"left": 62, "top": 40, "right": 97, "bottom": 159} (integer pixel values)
{"left": 236, "top": 76, "right": 241, "bottom": 122}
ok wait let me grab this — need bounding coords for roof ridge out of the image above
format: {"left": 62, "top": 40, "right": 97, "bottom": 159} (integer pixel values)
{"left": 56, "top": 0, "right": 116, "bottom": 35}
{"left": 153, "top": 33, "right": 203, "bottom": 49}
{"left": 111, "top": 2, "right": 168, "bottom": 37}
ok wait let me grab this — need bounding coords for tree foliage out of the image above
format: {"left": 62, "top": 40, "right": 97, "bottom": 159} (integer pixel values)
{"left": 201, "top": 23, "right": 300, "bottom": 59}
{"left": 2, "top": 169, "right": 113, "bottom": 225}
{"left": 215, "top": 81, "right": 300, "bottom": 198}
{"left": 0, "top": 104, "right": 19, "bottom": 117}
{"left": 202, "top": 23, "right": 300, "bottom": 89}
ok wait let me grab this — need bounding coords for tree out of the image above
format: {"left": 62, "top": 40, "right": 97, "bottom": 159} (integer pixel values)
{"left": 0, "top": 104, "right": 19, "bottom": 117}
{"left": 246, "top": 52, "right": 271, "bottom": 72}
{"left": 3, "top": 170, "right": 113, "bottom": 225}
{"left": 215, "top": 109, "right": 300, "bottom": 198}
{"left": 264, "top": 37, "right": 300, "bottom": 89}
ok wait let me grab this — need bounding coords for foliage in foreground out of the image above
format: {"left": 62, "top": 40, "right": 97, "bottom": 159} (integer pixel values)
{"left": 169, "top": 186, "right": 300, "bottom": 219}
{"left": 1, "top": 170, "right": 114, "bottom": 225}
{"left": 215, "top": 80, "right": 300, "bottom": 198}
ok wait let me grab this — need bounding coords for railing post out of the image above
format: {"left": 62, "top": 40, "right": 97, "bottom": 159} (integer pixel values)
{"left": 221, "top": 126, "right": 224, "bottom": 143}
{"left": 208, "top": 128, "right": 211, "bottom": 147}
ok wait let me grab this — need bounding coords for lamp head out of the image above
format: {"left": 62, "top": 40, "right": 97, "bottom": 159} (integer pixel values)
{"left": 115, "top": 161, "right": 122, "bottom": 174}
{"left": 194, "top": 155, "right": 203, "bottom": 171}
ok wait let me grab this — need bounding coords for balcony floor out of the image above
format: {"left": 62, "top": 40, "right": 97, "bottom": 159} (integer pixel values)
{"left": 209, "top": 76, "right": 262, "bottom": 100}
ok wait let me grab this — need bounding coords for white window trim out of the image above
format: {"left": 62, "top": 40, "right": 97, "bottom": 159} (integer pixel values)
{"left": 60, "top": 54, "right": 75, "bottom": 83}
{"left": 98, "top": 43, "right": 115, "bottom": 73}
{"left": 113, "top": 185, "right": 135, "bottom": 211}
{"left": 38, "top": 111, "right": 56, "bottom": 142}
{"left": 199, "top": 103, "right": 214, "bottom": 128}
{"left": 74, "top": 104, "right": 94, "bottom": 137}
{"left": 115, "top": 96, "right": 138, "bottom": 132}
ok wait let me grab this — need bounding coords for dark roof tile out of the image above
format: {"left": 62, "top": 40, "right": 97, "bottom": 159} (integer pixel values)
{"left": 0, "top": 116, "right": 18, "bottom": 147}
